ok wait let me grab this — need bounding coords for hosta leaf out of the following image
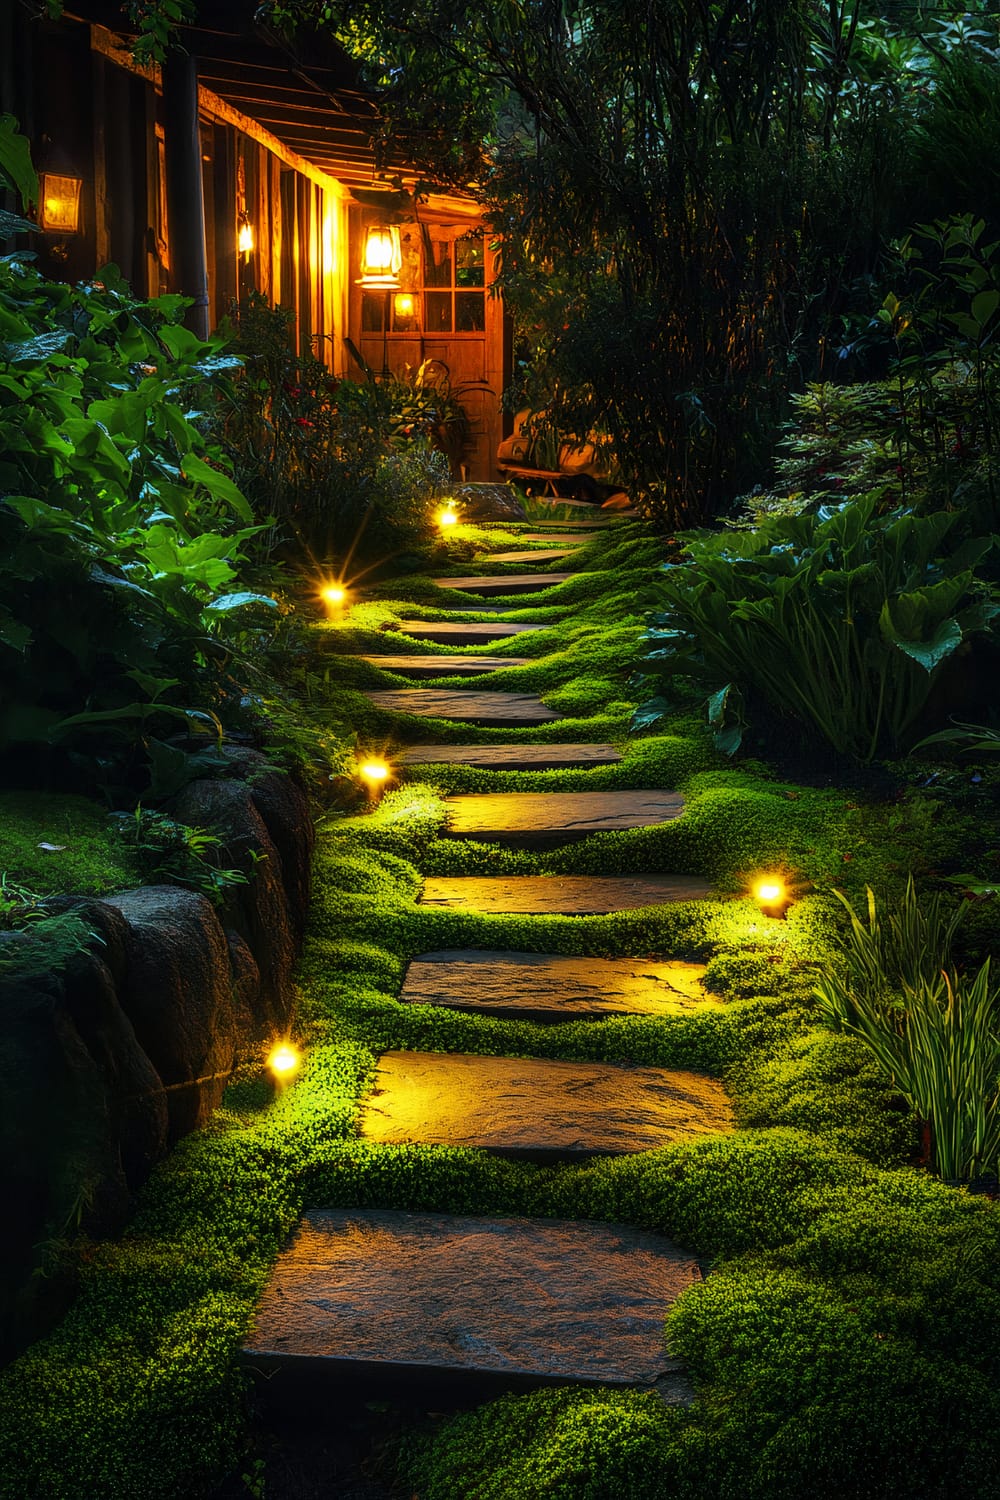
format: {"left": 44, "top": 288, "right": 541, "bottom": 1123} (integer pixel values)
{"left": 2, "top": 330, "right": 71, "bottom": 363}
{"left": 630, "top": 696, "right": 672, "bottom": 732}
{"left": 890, "top": 616, "right": 963, "bottom": 672}
{"left": 206, "top": 591, "right": 278, "bottom": 613}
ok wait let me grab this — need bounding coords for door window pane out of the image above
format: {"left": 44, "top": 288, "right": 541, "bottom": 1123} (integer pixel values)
{"left": 456, "top": 234, "right": 485, "bottom": 287}
{"left": 424, "top": 236, "right": 452, "bottom": 287}
{"left": 425, "top": 292, "right": 452, "bottom": 333}
{"left": 455, "top": 292, "right": 485, "bottom": 331}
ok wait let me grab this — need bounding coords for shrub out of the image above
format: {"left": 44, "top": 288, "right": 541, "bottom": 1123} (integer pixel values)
{"left": 634, "top": 495, "right": 998, "bottom": 761}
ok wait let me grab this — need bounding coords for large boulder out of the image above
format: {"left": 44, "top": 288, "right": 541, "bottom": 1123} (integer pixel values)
{"left": 104, "top": 885, "right": 239, "bottom": 1139}
{"left": 452, "top": 482, "right": 527, "bottom": 522}
{"left": 0, "top": 921, "right": 166, "bottom": 1357}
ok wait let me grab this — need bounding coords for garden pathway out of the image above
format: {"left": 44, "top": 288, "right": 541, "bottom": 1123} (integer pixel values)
{"left": 246, "top": 514, "right": 726, "bottom": 1396}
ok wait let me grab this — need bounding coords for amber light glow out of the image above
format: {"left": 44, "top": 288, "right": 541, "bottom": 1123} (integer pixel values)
{"left": 321, "top": 583, "right": 347, "bottom": 609}
{"left": 359, "top": 759, "right": 391, "bottom": 788}
{"left": 267, "top": 1042, "right": 300, "bottom": 1079}
{"left": 437, "top": 506, "right": 459, "bottom": 530}
{"left": 238, "top": 212, "right": 255, "bottom": 258}
{"left": 394, "top": 291, "right": 416, "bottom": 319}
{"left": 358, "top": 223, "right": 402, "bottom": 286}
{"left": 39, "top": 172, "right": 82, "bottom": 235}
{"left": 754, "top": 876, "right": 791, "bottom": 918}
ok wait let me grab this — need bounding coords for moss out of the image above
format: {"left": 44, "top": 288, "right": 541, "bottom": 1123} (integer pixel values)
{"left": 0, "top": 792, "right": 143, "bottom": 897}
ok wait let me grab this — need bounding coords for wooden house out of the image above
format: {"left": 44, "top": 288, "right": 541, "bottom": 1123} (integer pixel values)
{"left": 0, "top": 0, "right": 509, "bottom": 480}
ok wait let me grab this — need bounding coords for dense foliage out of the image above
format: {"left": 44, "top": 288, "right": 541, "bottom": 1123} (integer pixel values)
{"left": 0, "top": 249, "right": 280, "bottom": 794}
{"left": 634, "top": 496, "right": 998, "bottom": 761}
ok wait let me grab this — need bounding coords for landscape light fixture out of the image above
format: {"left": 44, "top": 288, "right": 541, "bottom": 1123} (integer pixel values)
{"left": 436, "top": 504, "right": 459, "bottom": 531}
{"left": 38, "top": 171, "right": 82, "bottom": 235}
{"left": 320, "top": 582, "right": 348, "bottom": 612}
{"left": 753, "top": 876, "right": 791, "bottom": 919}
{"left": 359, "top": 758, "right": 392, "bottom": 799}
{"left": 267, "top": 1042, "right": 300, "bottom": 1080}
{"left": 357, "top": 222, "right": 402, "bottom": 378}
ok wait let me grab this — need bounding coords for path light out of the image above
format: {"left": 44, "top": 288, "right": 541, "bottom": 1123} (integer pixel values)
{"left": 436, "top": 504, "right": 459, "bottom": 531}
{"left": 267, "top": 1042, "right": 300, "bottom": 1080}
{"left": 753, "top": 876, "right": 791, "bottom": 919}
{"left": 320, "top": 581, "right": 348, "bottom": 612}
{"left": 359, "top": 758, "right": 392, "bottom": 799}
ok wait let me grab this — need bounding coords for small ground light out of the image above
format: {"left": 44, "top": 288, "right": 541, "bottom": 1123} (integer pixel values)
{"left": 359, "top": 759, "right": 392, "bottom": 799}
{"left": 267, "top": 1042, "right": 300, "bottom": 1079}
{"left": 754, "top": 877, "right": 790, "bottom": 919}
{"left": 321, "top": 583, "right": 347, "bottom": 610}
{"left": 436, "top": 506, "right": 459, "bottom": 530}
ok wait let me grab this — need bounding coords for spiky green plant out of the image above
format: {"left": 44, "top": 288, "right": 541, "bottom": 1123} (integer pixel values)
{"left": 816, "top": 881, "right": 1000, "bottom": 1182}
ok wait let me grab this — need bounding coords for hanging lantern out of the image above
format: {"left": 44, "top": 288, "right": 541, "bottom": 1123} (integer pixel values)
{"left": 357, "top": 222, "right": 401, "bottom": 286}
{"left": 39, "top": 172, "right": 83, "bottom": 235}
{"left": 393, "top": 291, "right": 416, "bottom": 319}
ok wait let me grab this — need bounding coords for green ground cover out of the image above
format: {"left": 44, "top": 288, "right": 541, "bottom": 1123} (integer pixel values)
{"left": 2, "top": 520, "right": 999, "bottom": 1499}
{"left": 0, "top": 792, "right": 144, "bottom": 897}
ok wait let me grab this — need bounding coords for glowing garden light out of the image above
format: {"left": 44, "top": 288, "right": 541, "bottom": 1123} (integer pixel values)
{"left": 267, "top": 1042, "right": 300, "bottom": 1079}
{"left": 437, "top": 505, "right": 459, "bottom": 531}
{"left": 754, "top": 876, "right": 790, "bottom": 919}
{"left": 359, "top": 759, "right": 392, "bottom": 798}
{"left": 320, "top": 582, "right": 348, "bottom": 611}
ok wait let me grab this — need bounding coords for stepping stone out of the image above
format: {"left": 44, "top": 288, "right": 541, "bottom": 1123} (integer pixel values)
{"left": 520, "top": 532, "right": 602, "bottom": 542}
{"left": 389, "top": 620, "right": 542, "bottom": 645}
{"left": 476, "top": 548, "right": 578, "bottom": 564}
{"left": 244, "top": 1208, "right": 698, "bottom": 1396}
{"left": 397, "top": 743, "right": 622, "bottom": 770}
{"left": 432, "top": 573, "right": 576, "bottom": 595}
{"left": 359, "top": 655, "right": 531, "bottom": 677}
{"left": 402, "top": 950, "right": 712, "bottom": 1022}
{"left": 364, "top": 690, "right": 561, "bottom": 725}
{"left": 443, "top": 789, "right": 684, "bottom": 845}
{"left": 418, "top": 875, "right": 712, "bottom": 913}
{"left": 360, "top": 1051, "right": 733, "bottom": 1159}
{"left": 526, "top": 517, "right": 617, "bottom": 528}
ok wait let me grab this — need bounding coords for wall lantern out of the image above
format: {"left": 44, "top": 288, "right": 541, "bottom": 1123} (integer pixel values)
{"left": 393, "top": 291, "right": 416, "bottom": 320}
{"left": 237, "top": 211, "right": 255, "bottom": 259}
{"left": 357, "top": 222, "right": 402, "bottom": 287}
{"left": 39, "top": 172, "right": 82, "bottom": 235}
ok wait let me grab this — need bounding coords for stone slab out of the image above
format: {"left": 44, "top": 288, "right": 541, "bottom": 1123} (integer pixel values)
{"left": 418, "top": 874, "right": 712, "bottom": 913}
{"left": 364, "top": 690, "right": 561, "bottom": 725}
{"left": 402, "top": 950, "right": 711, "bottom": 1021}
{"left": 389, "top": 621, "right": 542, "bottom": 645}
{"left": 396, "top": 743, "right": 622, "bottom": 770}
{"left": 431, "top": 574, "right": 576, "bottom": 595}
{"left": 360, "top": 1051, "right": 733, "bottom": 1159}
{"left": 359, "top": 655, "right": 530, "bottom": 677}
{"left": 519, "top": 532, "right": 602, "bottom": 542}
{"left": 244, "top": 1208, "right": 698, "bottom": 1393}
{"left": 476, "top": 548, "right": 578, "bottom": 564}
{"left": 443, "top": 789, "right": 684, "bottom": 844}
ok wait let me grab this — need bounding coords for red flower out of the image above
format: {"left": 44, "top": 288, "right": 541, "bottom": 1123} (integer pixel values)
{"left": 294, "top": 417, "right": 314, "bottom": 429}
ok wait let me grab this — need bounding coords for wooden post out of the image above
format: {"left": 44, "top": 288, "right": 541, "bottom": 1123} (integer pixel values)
{"left": 161, "top": 51, "right": 209, "bottom": 337}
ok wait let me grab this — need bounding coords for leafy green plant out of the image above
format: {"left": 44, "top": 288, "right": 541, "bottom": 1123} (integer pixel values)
{"left": 0, "top": 175, "right": 279, "bottom": 792}
{"left": 634, "top": 495, "right": 998, "bottom": 761}
{"left": 0, "top": 876, "right": 99, "bottom": 980}
{"left": 220, "top": 294, "right": 449, "bottom": 565}
{"left": 113, "top": 807, "right": 250, "bottom": 904}
{"left": 816, "top": 880, "right": 1000, "bottom": 1182}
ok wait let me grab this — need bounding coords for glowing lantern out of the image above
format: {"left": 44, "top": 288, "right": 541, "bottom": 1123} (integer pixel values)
{"left": 39, "top": 172, "right": 82, "bottom": 235}
{"left": 437, "top": 506, "right": 459, "bottom": 530}
{"left": 394, "top": 291, "right": 416, "bottom": 320}
{"left": 238, "top": 211, "right": 254, "bottom": 258}
{"left": 357, "top": 223, "right": 402, "bottom": 287}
